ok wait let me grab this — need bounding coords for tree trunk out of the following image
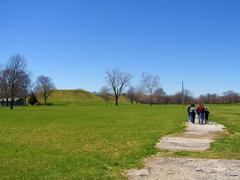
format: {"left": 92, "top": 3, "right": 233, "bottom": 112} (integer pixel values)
{"left": 10, "top": 98, "right": 14, "bottom": 110}
{"left": 10, "top": 86, "right": 14, "bottom": 109}
{"left": 44, "top": 91, "right": 47, "bottom": 105}
{"left": 44, "top": 93, "right": 47, "bottom": 105}
{"left": 115, "top": 96, "right": 119, "bottom": 106}
{"left": 6, "top": 98, "right": 9, "bottom": 106}
{"left": 131, "top": 99, "right": 134, "bottom": 104}
{"left": 150, "top": 95, "right": 152, "bottom": 106}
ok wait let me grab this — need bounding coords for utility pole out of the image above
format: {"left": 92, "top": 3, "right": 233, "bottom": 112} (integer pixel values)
{"left": 182, "top": 80, "right": 185, "bottom": 108}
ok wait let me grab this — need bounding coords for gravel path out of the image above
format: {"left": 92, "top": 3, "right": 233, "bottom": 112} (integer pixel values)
{"left": 127, "top": 120, "right": 240, "bottom": 180}
{"left": 127, "top": 158, "right": 240, "bottom": 180}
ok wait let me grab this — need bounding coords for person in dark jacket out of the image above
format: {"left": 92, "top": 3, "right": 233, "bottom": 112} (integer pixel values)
{"left": 187, "top": 104, "right": 192, "bottom": 121}
{"left": 205, "top": 107, "right": 210, "bottom": 124}
{"left": 197, "top": 104, "right": 201, "bottom": 124}
{"left": 189, "top": 104, "right": 196, "bottom": 124}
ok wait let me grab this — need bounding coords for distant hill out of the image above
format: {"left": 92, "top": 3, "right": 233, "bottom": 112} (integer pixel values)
{"left": 38, "top": 89, "right": 130, "bottom": 106}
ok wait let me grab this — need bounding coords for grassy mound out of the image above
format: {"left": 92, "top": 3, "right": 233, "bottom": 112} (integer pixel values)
{"left": 47, "top": 90, "right": 104, "bottom": 106}
{"left": 38, "top": 89, "right": 130, "bottom": 106}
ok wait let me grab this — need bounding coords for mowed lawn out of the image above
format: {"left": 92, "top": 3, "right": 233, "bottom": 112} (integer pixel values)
{"left": 0, "top": 105, "right": 185, "bottom": 179}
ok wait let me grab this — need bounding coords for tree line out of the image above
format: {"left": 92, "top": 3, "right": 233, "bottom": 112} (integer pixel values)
{"left": 199, "top": 91, "right": 240, "bottom": 104}
{"left": 1, "top": 58, "right": 239, "bottom": 108}
{"left": 100, "top": 69, "right": 240, "bottom": 106}
{"left": 0, "top": 54, "right": 55, "bottom": 109}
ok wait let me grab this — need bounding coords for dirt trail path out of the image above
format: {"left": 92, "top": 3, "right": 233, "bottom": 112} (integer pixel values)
{"left": 127, "top": 120, "right": 240, "bottom": 180}
{"left": 156, "top": 121, "right": 225, "bottom": 152}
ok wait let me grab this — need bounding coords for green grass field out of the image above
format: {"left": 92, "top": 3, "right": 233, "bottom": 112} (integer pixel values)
{"left": 0, "top": 91, "right": 239, "bottom": 179}
{"left": 0, "top": 105, "right": 185, "bottom": 179}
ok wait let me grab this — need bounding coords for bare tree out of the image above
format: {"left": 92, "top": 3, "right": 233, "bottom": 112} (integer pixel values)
{"left": 36, "top": 75, "right": 55, "bottom": 105}
{"left": 141, "top": 73, "right": 160, "bottom": 105}
{"left": 127, "top": 86, "right": 136, "bottom": 104}
{"left": 0, "top": 68, "right": 9, "bottom": 106}
{"left": 99, "top": 86, "right": 111, "bottom": 105}
{"left": 4, "top": 55, "right": 30, "bottom": 109}
{"left": 154, "top": 88, "right": 166, "bottom": 104}
{"left": 106, "top": 69, "right": 131, "bottom": 106}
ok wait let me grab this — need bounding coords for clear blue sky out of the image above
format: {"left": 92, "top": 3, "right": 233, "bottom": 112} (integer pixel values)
{"left": 0, "top": 0, "right": 240, "bottom": 96}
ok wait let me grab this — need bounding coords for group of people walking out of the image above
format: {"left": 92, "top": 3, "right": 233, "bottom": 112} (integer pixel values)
{"left": 187, "top": 103, "right": 210, "bottom": 125}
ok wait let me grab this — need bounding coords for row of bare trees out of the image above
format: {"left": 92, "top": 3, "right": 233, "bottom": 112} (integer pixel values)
{"left": 100, "top": 69, "right": 240, "bottom": 106}
{"left": 101, "top": 69, "right": 193, "bottom": 106}
{"left": 0, "top": 54, "right": 55, "bottom": 109}
{"left": 199, "top": 91, "right": 240, "bottom": 104}
{"left": 127, "top": 89, "right": 240, "bottom": 105}
{"left": 102, "top": 69, "right": 163, "bottom": 106}
{"left": 125, "top": 89, "right": 195, "bottom": 105}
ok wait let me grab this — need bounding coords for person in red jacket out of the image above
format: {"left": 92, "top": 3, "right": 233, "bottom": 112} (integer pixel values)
{"left": 197, "top": 103, "right": 205, "bottom": 125}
